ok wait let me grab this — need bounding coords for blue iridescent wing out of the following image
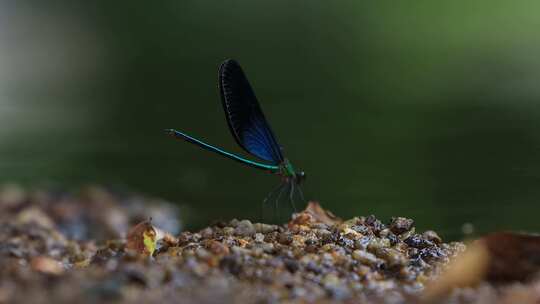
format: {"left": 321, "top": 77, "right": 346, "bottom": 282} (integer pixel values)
{"left": 218, "top": 59, "right": 284, "bottom": 164}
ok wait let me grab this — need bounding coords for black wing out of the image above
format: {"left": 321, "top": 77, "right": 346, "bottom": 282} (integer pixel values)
{"left": 218, "top": 59, "right": 284, "bottom": 164}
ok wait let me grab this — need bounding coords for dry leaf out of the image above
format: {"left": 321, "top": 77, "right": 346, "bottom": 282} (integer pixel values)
{"left": 289, "top": 201, "right": 342, "bottom": 227}
{"left": 423, "top": 231, "right": 540, "bottom": 301}
{"left": 305, "top": 202, "right": 341, "bottom": 225}
{"left": 423, "top": 241, "right": 488, "bottom": 300}
{"left": 481, "top": 232, "right": 540, "bottom": 282}
{"left": 126, "top": 220, "right": 157, "bottom": 256}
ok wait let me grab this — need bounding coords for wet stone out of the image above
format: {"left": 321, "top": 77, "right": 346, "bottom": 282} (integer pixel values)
{"left": 389, "top": 217, "right": 414, "bottom": 235}
{"left": 278, "top": 233, "right": 293, "bottom": 245}
{"left": 417, "top": 246, "right": 445, "bottom": 262}
{"left": 365, "top": 215, "right": 386, "bottom": 233}
{"left": 404, "top": 235, "right": 434, "bottom": 249}
{"left": 222, "top": 227, "right": 234, "bottom": 236}
{"left": 253, "top": 223, "right": 278, "bottom": 234}
{"left": 219, "top": 255, "right": 242, "bottom": 276}
{"left": 422, "top": 230, "right": 442, "bottom": 244}
{"left": 352, "top": 250, "right": 380, "bottom": 267}
{"left": 284, "top": 259, "right": 300, "bottom": 273}
{"left": 387, "top": 233, "right": 399, "bottom": 246}
{"left": 253, "top": 233, "right": 265, "bottom": 243}
{"left": 200, "top": 227, "right": 213, "bottom": 239}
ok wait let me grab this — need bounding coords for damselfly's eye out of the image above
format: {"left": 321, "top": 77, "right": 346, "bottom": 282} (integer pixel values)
{"left": 297, "top": 171, "right": 306, "bottom": 183}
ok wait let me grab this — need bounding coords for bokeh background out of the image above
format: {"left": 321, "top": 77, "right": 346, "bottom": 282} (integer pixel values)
{"left": 2, "top": 1, "right": 540, "bottom": 239}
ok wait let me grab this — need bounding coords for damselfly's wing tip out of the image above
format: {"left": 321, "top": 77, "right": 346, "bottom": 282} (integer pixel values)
{"left": 219, "top": 59, "right": 240, "bottom": 74}
{"left": 222, "top": 58, "right": 237, "bottom": 65}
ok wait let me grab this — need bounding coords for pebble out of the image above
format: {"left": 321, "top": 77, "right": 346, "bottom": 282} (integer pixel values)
{"left": 352, "top": 250, "right": 380, "bottom": 267}
{"left": 234, "top": 220, "right": 256, "bottom": 237}
{"left": 253, "top": 233, "right": 265, "bottom": 243}
{"left": 423, "top": 230, "right": 442, "bottom": 244}
{"left": 389, "top": 217, "right": 414, "bottom": 235}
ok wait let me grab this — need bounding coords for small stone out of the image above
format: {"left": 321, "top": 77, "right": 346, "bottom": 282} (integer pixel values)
{"left": 422, "top": 230, "right": 442, "bottom": 244}
{"left": 305, "top": 245, "right": 318, "bottom": 253}
{"left": 253, "top": 233, "right": 265, "bottom": 243}
{"left": 387, "top": 233, "right": 399, "bottom": 246}
{"left": 279, "top": 233, "right": 293, "bottom": 245}
{"left": 162, "top": 233, "right": 179, "bottom": 246}
{"left": 355, "top": 236, "right": 372, "bottom": 250}
{"left": 389, "top": 217, "right": 414, "bottom": 235}
{"left": 261, "top": 243, "right": 275, "bottom": 254}
{"left": 315, "top": 229, "right": 332, "bottom": 238}
{"left": 365, "top": 215, "right": 385, "bottom": 233}
{"left": 376, "top": 248, "right": 407, "bottom": 267}
{"left": 191, "top": 233, "right": 202, "bottom": 242}
{"left": 404, "top": 235, "right": 434, "bottom": 249}
{"left": 229, "top": 219, "right": 240, "bottom": 227}
{"left": 305, "top": 238, "right": 318, "bottom": 246}
{"left": 342, "top": 228, "right": 361, "bottom": 239}
{"left": 323, "top": 274, "right": 351, "bottom": 299}
{"left": 16, "top": 207, "right": 55, "bottom": 229}
{"left": 30, "top": 256, "right": 64, "bottom": 275}
{"left": 206, "top": 240, "right": 229, "bottom": 255}
{"left": 417, "top": 246, "right": 444, "bottom": 262}
{"left": 352, "top": 250, "right": 380, "bottom": 267}
{"left": 379, "top": 228, "right": 390, "bottom": 238}
{"left": 219, "top": 256, "right": 242, "bottom": 275}
{"left": 399, "top": 228, "right": 416, "bottom": 241}
{"left": 305, "top": 261, "right": 323, "bottom": 274}
{"left": 237, "top": 239, "right": 249, "bottom": 247}
{"left": 367, "top": 237, "right": 391, "bottom": 252}
{"left": 254, "top": 223, "right": 278, "bottom": 234}
{"left": 200, "top": 227, "right": 213, "bottom": 239}
{"left": 263, "top": 232, "right": 278, "bottom": 243}
{"left": 284, "top": 259, "right": 299, "bottom": 273}
{"left": 222, "top": 227, "right": 235, "bottom": 236}
{"left": 351, "top": 225, "right": 370, "bottom": 235}
{"left": 231, "top": 246, "right": 250, "bottom": 255}
{"left": 178, "top": 232, "right": 193, "bottom": 245}
{"left": 234, "top": 220, "right": 256, "bottom": 237}
{"left": 292, "top": 235, "right": 306, "bottom": 247}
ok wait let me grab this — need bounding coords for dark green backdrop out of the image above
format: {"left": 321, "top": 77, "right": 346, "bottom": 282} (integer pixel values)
{"left": 2, "top": 1, "right": 540, "bottom": 239}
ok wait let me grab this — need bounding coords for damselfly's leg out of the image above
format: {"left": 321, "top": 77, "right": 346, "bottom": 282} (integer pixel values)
{"left": 297, "top": 185, "right": 306, "bottom": 202}
{"left": 263, "top": 182, "right": 285, "bottom": 204}
{"left": 274, "top": 182, "right": 290, "bottom": 220}
{"left": 262, "top": 182, "right": 285, "bottom": 222}
{"left": 289, "top": 182, "right": 297, "bottom": 212}
{"left": 275, "top": 183, "right": 289, "bottom": 208}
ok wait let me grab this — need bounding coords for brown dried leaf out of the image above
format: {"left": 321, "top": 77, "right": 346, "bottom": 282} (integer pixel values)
{"left": 290, "top": 201, "right": 341, "bottom": 227}
{"left": 481, "top": 232, "right": 540, "bottom": 282}
{"left": 126, "top": 220, "right": 157, "bottom": 256}
{"left": 423, "top": 241, "right": 488, "bottom": 300}
{"left": 423, "top": 232, "right": 540, "bottom": 301}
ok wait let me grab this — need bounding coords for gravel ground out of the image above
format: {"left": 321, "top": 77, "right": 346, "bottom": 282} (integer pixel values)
{"left": 0, "top": 185, "right": 538, "bottom": 303}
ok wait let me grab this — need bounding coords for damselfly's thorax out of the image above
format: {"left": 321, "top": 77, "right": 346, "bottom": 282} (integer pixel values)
{"left": 279, "top": 159, "right": 306, "bottom": 185}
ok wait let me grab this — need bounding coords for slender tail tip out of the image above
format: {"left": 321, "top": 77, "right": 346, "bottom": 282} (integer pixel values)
{"left": 164, "top": 129, "right": 176, "bottom": 136}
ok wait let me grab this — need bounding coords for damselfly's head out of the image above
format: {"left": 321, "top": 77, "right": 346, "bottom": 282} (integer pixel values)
{"left": 295, "top": 171, "right": 306, "bottom": 184}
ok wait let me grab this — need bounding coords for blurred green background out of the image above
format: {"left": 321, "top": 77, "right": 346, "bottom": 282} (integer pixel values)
{"left": 2, "top": 1, "right": 540, "bottom": 239}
